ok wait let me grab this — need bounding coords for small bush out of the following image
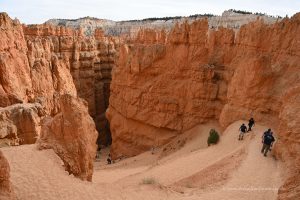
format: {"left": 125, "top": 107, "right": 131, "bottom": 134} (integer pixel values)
{"left": 207, "top": 129, "right": 220, "bottom": 146}
{"left": 185, "top": 182, "right": 193, "bottom": 188}
{"left": 141, "top": 177, "right": 157, "bottom": 185}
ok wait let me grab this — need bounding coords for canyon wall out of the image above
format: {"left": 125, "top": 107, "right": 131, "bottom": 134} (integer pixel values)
{"left": 107, "top": 14, "right": 300, "bottom": 199}
{"left": 0, "top": 13, "right": 99, "bottom": 181}
{"left": 108, "top": 13, "right": 299, "bottom": 157}
{"left": 0, "top": 13, "right": 32, "bottom": 106}
{"left": 1, "top": 10, "right": 278, "bottom": 146}
{"left": 24, "top": 24, "right": 118, "bottom": 144}
{"left": 0, "top": 12, "right": 117, "bottom": 145}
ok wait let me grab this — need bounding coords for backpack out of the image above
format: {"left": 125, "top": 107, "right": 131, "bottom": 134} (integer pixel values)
{"left": 264, "top": 134, "right": 274, "bottom": 145}
{"left": 240, "top": 125, "right": 247, "bottom": 132}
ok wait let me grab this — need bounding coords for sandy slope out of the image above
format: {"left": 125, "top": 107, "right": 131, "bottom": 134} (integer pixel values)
{"left": 1, "top": 121, "right": 283, "bottom": 200}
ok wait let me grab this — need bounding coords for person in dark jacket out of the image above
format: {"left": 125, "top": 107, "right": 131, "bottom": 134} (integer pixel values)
{"left": 107, "top": 154, "right": 112, "bottom": 164}
{"left": 239, "top": 123, "right": 247, "bottom": 140}
{"left": 262, "top": 129, "right": 271, "bottom": 142}
{"left": 247, "top": 118, "right": 255, "bottom": 132}
{"left": 261, "top": 131, "right": 275, "bottom": 157}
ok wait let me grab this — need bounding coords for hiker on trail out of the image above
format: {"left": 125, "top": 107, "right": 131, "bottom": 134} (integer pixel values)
{"left": 261, "top": 131, "right": 275, "bottom": 157}
{"left": 239, "top": 123, "right": 247, "bottom": 140}
{"left": 262, "top": 129, "right": 271, "bottom": 141}
{"left": 107, "top": 154, "right": 112, "bottom": 164}
{"left": 248, "top": 118, "right": 255, "bottom": 132}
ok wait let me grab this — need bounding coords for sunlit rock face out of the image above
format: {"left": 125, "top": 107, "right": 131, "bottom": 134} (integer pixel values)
{"left": 37, "top": 94, "right": 98, "bottom": 181}
{"left": 107, "top": 14, "right": 300, "bottom": 199}
{"left": 0, "top": 13, "right": 99, "bottom": 181}
{"left": 24, "top": 24, "right": 118, "bottom": 144}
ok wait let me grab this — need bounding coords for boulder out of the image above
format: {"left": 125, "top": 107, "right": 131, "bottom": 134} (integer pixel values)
{"left": 37, "top": 94, "right": 98, "bottom": 181}
{"left": 0, "top": 103, "right": 43, "bottom": 146}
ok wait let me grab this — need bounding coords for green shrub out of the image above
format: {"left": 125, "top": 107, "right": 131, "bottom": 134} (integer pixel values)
{"left": 141, "top": 177, "right": 157, "bottom": 185}
{"left": 207, "top": 129, "right": 220, "bottom": 146}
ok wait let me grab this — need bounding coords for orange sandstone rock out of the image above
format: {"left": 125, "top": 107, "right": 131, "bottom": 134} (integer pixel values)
{"left": 24, "top": 23, "right": 117, "bottom": 143}
{"left": 0, "top": 13, "right": 32, "bottom": 106}
{"left": 107, "top": 14, "right": 300, "bottom": 199}
{"left": 0, "top": 103, "right": 44, "bottom": 145}
{"left": 37, "top": 94, "right": 98, "bottom": 181}
{"left": 108, "top": 19, "right": 231, "bottom": 157}
{"left": 0, "top": 150, "right": 15, "bottom": 200}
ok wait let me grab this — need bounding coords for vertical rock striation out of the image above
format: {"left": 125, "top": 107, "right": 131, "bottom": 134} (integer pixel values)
{"left": 107, "top": 21, "right": 234, "bottom": 158}
{"left": 24, "top": 25, "right": 118, "bottom": 144}
{"left": 0, "top": 13, "right": 99, "bottom": 181}
{"left": 0, "top": 13, "right": 32, "bottom": 106}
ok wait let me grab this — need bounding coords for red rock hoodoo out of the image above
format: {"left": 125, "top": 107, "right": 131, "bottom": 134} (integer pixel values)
{"left": 37, "top": 94, "right": 98, "bottom": 181}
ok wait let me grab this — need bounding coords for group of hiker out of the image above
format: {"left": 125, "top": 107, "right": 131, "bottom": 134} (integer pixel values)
{"left": 238, "top": 118, "right": 255, "bottom": 140}
{"left": 239, "top": 118, "right": 275, "bottom": 157}
{"left": 96, "top": 117, "right": 275, "bottom": 164}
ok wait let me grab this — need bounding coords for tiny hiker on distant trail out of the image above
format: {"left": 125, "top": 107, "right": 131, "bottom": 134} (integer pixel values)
{"left": 239, "top": 123, "right": 247, "bottom": 140}
{"left": 247, "top": 117, "right": 255, "bottom": 132}
{"left": 107, "top": 153, "right": 112, "bottom": 164}
{"left": 261, "top": 130, "right": 275, "bottom": 157}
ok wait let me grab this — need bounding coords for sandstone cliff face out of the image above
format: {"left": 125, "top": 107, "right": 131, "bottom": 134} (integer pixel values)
{"left": 0, "top": 13, "right": 32, "bottom": 106}
{"left": 69, "top": 29, "right": 117, "bottom": 144}
{"left": 108, "top": 14, "right": 300, "bottom": 198}
{"left": 0, "top": 13, "right": 99, "bottom": 181}
{"left": 0, "top": 150, "right": 15, "bottom": 200}
{"left": 24, "top": 24, "right": 117, "bottom": 144}
{"left": 108, "top": 21, "right": 233, "bottom": 158}
{"left": 24, "top": 24, "right": 79, "bottom": 115}
{"left": 109, "top": 14, "right": 300, "bottom": 155}
{"left": 37, "top": 94, "right": 98, "bottom": 181}
{"left": 276, "top": 87, "right": 300, "bottom": 200}
{"left": 0, "top": 13, "right": 79, "bottom": 144}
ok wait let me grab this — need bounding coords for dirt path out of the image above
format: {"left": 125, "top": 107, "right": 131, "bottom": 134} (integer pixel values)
{"left": 196, "top": 123, "right": 283, "bottom": 199}
{"left": 1, "top": 121, "right": 283, "bottom": 200}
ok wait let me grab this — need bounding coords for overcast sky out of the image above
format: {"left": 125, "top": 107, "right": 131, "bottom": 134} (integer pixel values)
{"left": 1, "top": 0, "right": 299, "bottom": 24}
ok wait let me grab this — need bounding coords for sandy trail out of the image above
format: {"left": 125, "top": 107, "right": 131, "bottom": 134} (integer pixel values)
{"left": 1, "top": 121, "right": 283, "bottom": 200}
{"left": 192, "top": 123, "right": 283, "bottom": 199}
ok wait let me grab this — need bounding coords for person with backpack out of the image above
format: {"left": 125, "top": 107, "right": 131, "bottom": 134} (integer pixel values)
{"left": 247, "top": 118, "right": 255, "bottom": 132}
{"left": 262, "top": 128, "right": 271, "bottom": 142}
{"left": 239, "top": 123, "right": 247, "bottom": 140}
{"left": 261, "top": 131, "right": 275, "bottom": 157}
